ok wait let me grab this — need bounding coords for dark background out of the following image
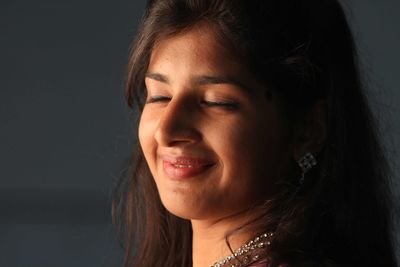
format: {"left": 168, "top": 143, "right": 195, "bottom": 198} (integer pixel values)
{"left": 0, "top": 0, "right": 399, "bottom": 266}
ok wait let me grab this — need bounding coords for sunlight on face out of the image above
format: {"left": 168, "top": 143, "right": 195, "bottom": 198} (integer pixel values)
{"left": 138, "top": 24, "right": 292, "bottom": 221}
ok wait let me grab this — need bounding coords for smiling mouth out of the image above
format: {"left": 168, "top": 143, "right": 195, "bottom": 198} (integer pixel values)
{"left": 161, "top": 156, "right": 215, "bottom": 179}
{"left": 172, "top": 164, "right": 194, "bottom": 168}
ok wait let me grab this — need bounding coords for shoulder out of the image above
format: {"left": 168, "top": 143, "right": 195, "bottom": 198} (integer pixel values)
{"left": 249, "top": 264, "right": 290, "bottom": 267}
{"left": 249, "top": 259, "right": 353, "bottom": 267}
{"left": 249, "top": 261, "right": 290, "bottom": 267}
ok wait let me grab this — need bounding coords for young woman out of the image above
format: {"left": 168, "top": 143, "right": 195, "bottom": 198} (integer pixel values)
{"left": 113, "top": 0, "right": 398, "bottom": 266}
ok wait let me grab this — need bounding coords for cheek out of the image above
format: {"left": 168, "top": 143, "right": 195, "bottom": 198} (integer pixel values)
{"left": 211, "top": 116, "right": 276, "bottom": 160}
{"left": 138, "top": 113, "right": 148, "bottom": 151}
{"left": 204, "top": 118, "right": 255, "bottom": 175}
{"left": 138, "top": 111, "right": 157, "bottom": 169}
{"left": 213, "top": 114, "right": 286, "bottom": 187}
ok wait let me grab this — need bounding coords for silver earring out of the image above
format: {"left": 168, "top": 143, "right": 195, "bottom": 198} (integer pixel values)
{"left": 297, "top": 152, "right": 317, "bottom": 184}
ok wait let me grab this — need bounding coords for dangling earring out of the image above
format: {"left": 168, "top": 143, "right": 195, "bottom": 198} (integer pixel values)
{"left": 297, "top": 152, "right": 317, "bottom": 184}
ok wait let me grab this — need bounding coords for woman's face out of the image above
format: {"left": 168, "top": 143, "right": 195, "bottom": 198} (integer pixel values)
{"left": 139, "top": 24, "right": 293, "bottom": 221}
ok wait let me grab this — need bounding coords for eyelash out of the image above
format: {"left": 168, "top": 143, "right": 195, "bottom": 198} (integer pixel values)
{"left": 146, "top": 96, "right": 171, "bottom": 104}
{"left": 146, "top": 96, "right": 239, "bottom": 110}
{"left": 201, "top": 100, "right": 239, "bottom": 110}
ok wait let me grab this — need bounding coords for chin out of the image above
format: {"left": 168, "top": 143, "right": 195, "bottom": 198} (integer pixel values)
{"left": 163, "top": 203, "right": 200, "bottom": 220}
{"left": 158, "top": 192, "right": 212, "bottom": 220}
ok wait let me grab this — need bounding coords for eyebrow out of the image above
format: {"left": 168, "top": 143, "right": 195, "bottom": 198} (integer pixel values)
{"left": 145, "top": 72, "right": 250, "bottom": 92}
{"left": 145, "top": 72, "right": 169, "bottom": 83}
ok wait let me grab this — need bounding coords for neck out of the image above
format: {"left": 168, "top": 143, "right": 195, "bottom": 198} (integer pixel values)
{"left": 191, "top": 211, "right": 259, "bottom": 267}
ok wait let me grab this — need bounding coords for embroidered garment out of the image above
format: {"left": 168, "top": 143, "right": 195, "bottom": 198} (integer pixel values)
{"left": 249, "top": 261, "right": 290, "bottom": 267}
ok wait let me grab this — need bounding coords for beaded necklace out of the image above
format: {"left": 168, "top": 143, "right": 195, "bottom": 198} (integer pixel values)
{"left": 209, "top": 232, "right": 274, "bottom": 267}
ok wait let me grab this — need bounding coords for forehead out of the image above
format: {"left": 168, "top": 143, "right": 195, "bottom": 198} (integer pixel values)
{"left": 150, "top": 24, "right": 240, "bottom": 70}
{"left": 148, "top": 24, "right": 259, "bottom": 90}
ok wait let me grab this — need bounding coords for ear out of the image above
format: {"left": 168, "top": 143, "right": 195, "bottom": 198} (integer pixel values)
{"left": 293, "top": 99, "right": 327, "bottom": 160}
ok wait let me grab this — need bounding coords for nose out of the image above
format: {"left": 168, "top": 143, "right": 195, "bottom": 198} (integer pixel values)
{"left": 154, "top": 97, "right": 202, "bottom": 147}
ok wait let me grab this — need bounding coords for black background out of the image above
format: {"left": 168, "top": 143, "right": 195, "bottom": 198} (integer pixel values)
{"left": 1, "top": 0, "right": 399, "bottom": 266}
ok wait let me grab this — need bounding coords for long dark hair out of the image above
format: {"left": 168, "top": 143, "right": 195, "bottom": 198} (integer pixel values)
{"left": 113, "top": 0, "right": 398, "bottom": 266}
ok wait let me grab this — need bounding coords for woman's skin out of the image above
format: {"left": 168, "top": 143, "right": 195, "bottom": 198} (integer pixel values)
{"left": 138, "top": 23, "right": 325, "bottom": 267}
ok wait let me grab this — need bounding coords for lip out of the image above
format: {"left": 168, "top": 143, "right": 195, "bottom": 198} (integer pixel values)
{"left": 161, "top": 155, "right": 215, "bottom": 179}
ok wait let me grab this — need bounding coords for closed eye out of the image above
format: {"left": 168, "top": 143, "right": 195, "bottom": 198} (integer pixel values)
{"left": 146, "top": 96, "right": 171, "bottom": 104}
{"left": 201, "top": 100, "right": 239, "bottom": 110}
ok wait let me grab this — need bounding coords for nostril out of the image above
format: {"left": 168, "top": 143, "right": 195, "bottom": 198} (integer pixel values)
{"left": 154, "top": 98, "right": 202, "bottom": 146}
{"left": 155, "top": 121, "right": 202, "bottom": 147}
